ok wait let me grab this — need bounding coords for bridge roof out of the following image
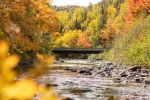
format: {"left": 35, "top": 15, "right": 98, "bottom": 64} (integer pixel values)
{"left": 52, "top": 48, "right": 104, "bottom": 54}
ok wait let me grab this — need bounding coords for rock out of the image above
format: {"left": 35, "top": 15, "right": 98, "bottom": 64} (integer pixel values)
{"left": 79, "top": 67, "right": 92, "bottom": 75}
{"left": 96, "top": 58, "right": 103, "bottom": 61}
{"left": 96, "top": 95, "right": 101, "bottom": 97}
{"left": 70, "top": 68, "right": 78, "bottom": 72}
{"left": 46, "top": 83, "right": 58, "bottom": 87}
{"left": 100, "top": 72, "right": 106, "bottom": 77}
{"left": 60, "top": 60, "right": 64, "bottom": 63}
{"left": 140, "top": 69, "right": 149, "bottom": 77}
{"left": 113, "top": 77, "right": 122, "bottom": 83}
{"left": 120, "top": 71, "right": 128, "bottom": 77}
{"left": 62, "top": 98, "right": 74, "bottom": 100}
{"left": 144, "top": 78, "right": 150, "bottom": 84}
{"left": 134, "top": 78, "right": 144, "bottom": 83}
{"left": 103, "top": 67, "right": 111, "bottom": 72}
{"left": 106, "top": 72, "right": 112, "bottom": 77}
{"left": 65, "top": 68, "right": 70, "bottom": 71}
{"left": 137, "top": 69, "right": 141, "bottom": 73}
{"left": 107, "top": 62, "right": 113, "bottom": 65}
{"left": 70, "top": 88, "right": 92, "bottom": 94}
{"left": 100, "top": 63, "right": 106, "bottom": 68}
{"left": 62, "top": 81, "right": 76, "bottom": 86}
{"left": 18, "top": 60, "right": 33, "bottom": 67}
{"left": 95, "top": 70, "right": 106, "bottom": 77}
{"left": 129, "top": 72, "right": 137, "bottom": 77}
{"left": 111, "top": 64, "right": 117, "bottom": 68}
{"left": 140, "top": 73, "right": 149, "bottom": 77}
{"left": 129, "top": 65, "right": 141, "bottom": 72}
{"left": 142, "top": 69, "right": 149, "bottom": 73}
{"left": 97, "top": 66, "right": 102, "bottom": 70}
{"left": 65, "top": 68, "right": 78, "bottom": 72}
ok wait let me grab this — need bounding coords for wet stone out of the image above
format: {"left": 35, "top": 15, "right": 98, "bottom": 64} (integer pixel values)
{"left": 100, "top": 72, "right": 106, "bottom": 77}
{"left": 69, "top": 88, "right": 92, "bottom": 94}
{"left": 60, "top": 60, "right": 65, "bottom": 63}
{"left": 120, "top": 71, "right": 128, "bottom": 77}
{"left": 129, "top": 65, "right": 141, "bottom": 72}
{"left": 144, "top": 78, "right": 150, "bottom": 84}
{"left": 61, "top": 81, "right": 78, "bottom": 86}
{"left": 65, "top": 68, "right": 78, "bottom": 72}
{"left": 107, "top": 62, "right": 113, "bottom": 65}
{"left": 46, "top": 83, "right": 58, "bottom": 87}
{"left": 95, "top": 58, "right": 103, "bottom": 61}
{"left": 140, "top": 73, "right": 149, "bottom": 77}
{"left": 79, "top": 67, "right": 93, "bottom": 75}
{"left": 62, "top": 98, "right": 74, "bottom": 100}
{"left": 134, "top": 78, "right": 144, "bottom": 83}
{"left": 113, "top": 77, "right": 122, "bottom": 83}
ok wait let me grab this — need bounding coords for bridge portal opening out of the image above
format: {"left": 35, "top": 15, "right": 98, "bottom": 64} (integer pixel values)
{"left": 52, "top": 48, "right": 104, "bottom": 59}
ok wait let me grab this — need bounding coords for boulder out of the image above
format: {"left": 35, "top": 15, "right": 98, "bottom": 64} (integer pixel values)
{"left": 134, "top": 78, "right": 144, "bottom": 83}
{"left": 120, "top": 71, "right": 128, "bottom": 77}
{"left": 107, "top": 62, "right": 113, "bottom": 65}
{"left": 129, "top": 65, "right": 141, "bottom": 72}
{"left": 79, "top": 67, "right": 93, "bottom": 75}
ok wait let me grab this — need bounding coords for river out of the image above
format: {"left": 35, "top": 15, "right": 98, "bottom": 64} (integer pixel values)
{"left": 35, "top": 59, "right": 150, "bottom": 100}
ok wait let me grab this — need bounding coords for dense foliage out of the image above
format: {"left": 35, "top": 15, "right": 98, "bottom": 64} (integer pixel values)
{"left": 0, "top": 0, "right": 150, "bottom": 65}
{"left": 52, "top": 0, "right": 127, "bottom": 49}
{"left": 53, "top": 3, "right": 103, "bottom": 48}
{"left": 99, "top": 0, "right": 150, "bottom": 67}
{"left": 0, "top": 0, "right": 60, "bottom": 58}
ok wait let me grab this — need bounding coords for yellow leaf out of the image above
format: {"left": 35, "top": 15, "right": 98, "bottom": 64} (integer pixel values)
{"left": 2, "top": 55, "right": 20, "bottom": 69}
{"left": 41, "top": 90, "right": 58, "bottom": 100}
{"left": 0, "top": 41, "right": 9, "bottom": 57}
{"left": 37, "top": 53, "right": 44, "bottom": 61}
{"left": 45, "top": 56, "right": 55, "bottom": 64}
{"left": 4, "top": 80, "right": 37, "bottom": 99}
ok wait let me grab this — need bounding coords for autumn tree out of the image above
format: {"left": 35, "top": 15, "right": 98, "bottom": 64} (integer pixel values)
{"left": 54, "top": 30, "right": 91, "bottom": 48}
{"left": 58, "top": 11, "right": 71, "bottom": 33}
{"left": 0, "top": 0, "right": 60, "bottom": 57}
{"left": 125, "top": 0, "right": 150, "bottom": 24}
{"left": 77, "top": 31, "right": 92, "bottom": 48}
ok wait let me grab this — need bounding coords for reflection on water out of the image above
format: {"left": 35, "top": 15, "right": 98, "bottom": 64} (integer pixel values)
{"left": 102, "top": 88, "right": 119, "bottom": 98}
{"left": 63, "top": 88, "right": 92, "bottom": 96}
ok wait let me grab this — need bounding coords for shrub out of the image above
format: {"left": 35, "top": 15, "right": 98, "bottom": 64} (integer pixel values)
{"left": 102, "top": 16, "right": 150, "bottom": 67}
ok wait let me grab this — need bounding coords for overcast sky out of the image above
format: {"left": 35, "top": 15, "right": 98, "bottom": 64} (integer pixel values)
{"left": 52, "top": 0, "right": 101, "bottom": 7}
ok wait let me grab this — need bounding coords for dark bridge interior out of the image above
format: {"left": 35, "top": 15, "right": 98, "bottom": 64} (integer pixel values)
{"left": 52, "top": 48, "right": 104, "bottom": 54}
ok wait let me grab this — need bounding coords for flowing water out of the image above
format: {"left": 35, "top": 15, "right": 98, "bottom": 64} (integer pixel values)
{"left": 35, "top": 59, "right": 150, "bottom": 100}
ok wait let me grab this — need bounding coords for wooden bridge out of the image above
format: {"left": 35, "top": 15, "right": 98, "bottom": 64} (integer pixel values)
{"left": 52, "top": 48, "right": 104, "bottom": 54}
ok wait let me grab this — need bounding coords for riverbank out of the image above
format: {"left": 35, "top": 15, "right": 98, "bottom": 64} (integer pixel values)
{"left": 61, "top": 59, "right": 150, "bottom": 84}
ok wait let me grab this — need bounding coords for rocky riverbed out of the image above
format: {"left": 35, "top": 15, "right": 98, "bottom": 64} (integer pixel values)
{"left": 35, "top": 59, "right": 150, "bottom": 100}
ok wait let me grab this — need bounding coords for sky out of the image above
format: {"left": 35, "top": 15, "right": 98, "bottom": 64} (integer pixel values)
{"left": 52, "top": 0, "right": 101, "bottom": 7}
